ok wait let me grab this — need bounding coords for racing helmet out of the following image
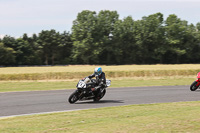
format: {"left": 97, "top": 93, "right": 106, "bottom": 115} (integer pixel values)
{"left": 94, "top": 67, "right": 102, "bottom": 76}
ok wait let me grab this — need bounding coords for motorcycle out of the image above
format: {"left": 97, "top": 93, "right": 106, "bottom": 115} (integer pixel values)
{"left": 68, "top": 77, "right": 111, "bottom": 104}
{"left": 190, "top": 72, "right": 200, "bottom": 91}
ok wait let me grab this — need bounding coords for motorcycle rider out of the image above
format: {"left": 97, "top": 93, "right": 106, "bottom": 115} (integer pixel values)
{"left": 87, "top": 67, "right": 106, "bottom": 95}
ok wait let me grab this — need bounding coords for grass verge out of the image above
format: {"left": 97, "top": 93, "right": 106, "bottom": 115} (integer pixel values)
{"left": 0, "top": 77, "right": 194, "bottom": 92}
{"left": 1, "top": 101, "right": 200, "bottom": 132}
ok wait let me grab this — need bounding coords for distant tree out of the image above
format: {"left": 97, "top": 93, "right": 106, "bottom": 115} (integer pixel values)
{"left": 0, "top": 42, "right": 16, "bottom": 65}
{"left": 134, "top": 13, "right": 165, "bottom": 64}
{"left": 164, "top": 14, "right": 191, "bottom": 63}
{"left": 71, "top": 10, "right": 98, "bottom": 64}
{"left": 112, "top": 16, "right": 136, "bottom": 64}
{"left": 2, "top": 35, "right": 17, "bottom": 49}
{"left": 71, "top": 10, "right": 120, "bottom": 64}
{"left": 28, "top": 34, "right": 43, "bottom": 65}
{"left": 96, "top": 10, "right": 119, "bottom": 64}
{"left": 180, "top": 23, "right": 200, "bottom": 63}
{"left": 38, "top": 30, "right": 63, "bottom": 65}
{"left": 15, "top": 35, "right": 42, "bottom": 65}
{"left": 58, "top": 31, "right": 73, "bottom": 64}
{"left": 1, "top": 11, "right": 200, "bottom": 65}
{"left": 190, "top": 22, "right": 200, "bottom": 63}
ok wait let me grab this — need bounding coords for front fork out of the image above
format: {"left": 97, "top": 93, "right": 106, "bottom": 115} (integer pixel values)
{"left": 100, "top": 87, "right": 105, "bottom": 93}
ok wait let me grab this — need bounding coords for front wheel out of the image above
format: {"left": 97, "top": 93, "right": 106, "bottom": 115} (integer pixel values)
{"left": 190, "top": 81, "right": 199, "bottom": 91}
{"left": 68, "top": 90, "right": 79, "bottom": 104}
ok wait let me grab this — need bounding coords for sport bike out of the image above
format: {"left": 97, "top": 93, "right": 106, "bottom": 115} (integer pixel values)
{"left": 190, "top": 72, "right": 200, "bottom": 91}
{"left": 68, "top": 78, "right": 111, "bottom": 103}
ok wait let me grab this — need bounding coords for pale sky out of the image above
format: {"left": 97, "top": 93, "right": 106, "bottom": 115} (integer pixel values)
{"left": 0, "top": 0, "right": 200, "bottom": 38}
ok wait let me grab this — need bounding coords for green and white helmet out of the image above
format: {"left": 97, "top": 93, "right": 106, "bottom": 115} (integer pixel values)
{"left": 94, "top": 67, "right": 102, "bottom": 76}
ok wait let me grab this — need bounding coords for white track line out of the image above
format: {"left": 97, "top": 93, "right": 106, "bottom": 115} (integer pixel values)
{"left": 0, "top": 108, "right": 94, "bottom": 119}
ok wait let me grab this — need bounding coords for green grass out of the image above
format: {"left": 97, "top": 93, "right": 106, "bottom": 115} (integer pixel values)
{"left": 0, "top": 77, "right": 195, "bottom": 92}
{"left": 0, "top": 65, "right": 199, "bottom": 132}
{"left": 1, "top": 101, "right": 200, "bottom": 133}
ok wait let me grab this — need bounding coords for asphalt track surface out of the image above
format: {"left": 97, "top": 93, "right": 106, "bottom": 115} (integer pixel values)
{"left": 1, "top": 85, "right": 200, "bottom": 117}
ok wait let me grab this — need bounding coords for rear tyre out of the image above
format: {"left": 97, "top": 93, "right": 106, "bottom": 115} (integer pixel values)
{"left": 190, "top": 81, "right": 199, "bottom": 91}
{"left": 68, "top": 91, "right": 79, "bottom": 104}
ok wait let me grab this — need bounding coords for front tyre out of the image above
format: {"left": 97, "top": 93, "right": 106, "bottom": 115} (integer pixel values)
{"left": 190, "top": 81, "right": 199, "bottom": 91}
{"left": 68, "top": 91, "right": 79, "bottom": 104}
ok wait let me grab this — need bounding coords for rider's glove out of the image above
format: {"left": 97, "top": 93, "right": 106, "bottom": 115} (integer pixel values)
{"left": 91, "top": 87, "right": 96, "bottom": 91}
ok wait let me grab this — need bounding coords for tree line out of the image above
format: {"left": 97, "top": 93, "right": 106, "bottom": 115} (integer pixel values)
{"left": 1, "top": 10, "right": 200, "bottom": 66}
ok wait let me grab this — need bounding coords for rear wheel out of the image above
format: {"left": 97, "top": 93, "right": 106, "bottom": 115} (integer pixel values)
{"left": 68, "top": 91, "right": 79, "bottom": 104}
{"left": 190, "top": 81, "right": 199, "bottom": 91}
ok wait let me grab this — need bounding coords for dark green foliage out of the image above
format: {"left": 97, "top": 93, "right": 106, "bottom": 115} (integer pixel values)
{"left": 0, "top": 43, "right": 16, "bottom": 65}
{"left": 0, "top": 11, "right": 200, "bottom": 66}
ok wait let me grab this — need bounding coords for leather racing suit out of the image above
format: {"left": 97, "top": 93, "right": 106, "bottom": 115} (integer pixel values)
{"left": 88, "top": 72, "right": 106, "bottom": 91}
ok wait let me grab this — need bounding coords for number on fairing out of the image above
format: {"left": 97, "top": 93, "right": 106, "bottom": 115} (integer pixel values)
{"left": 78, "top": 81, "right": 86, "bottom": 88}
